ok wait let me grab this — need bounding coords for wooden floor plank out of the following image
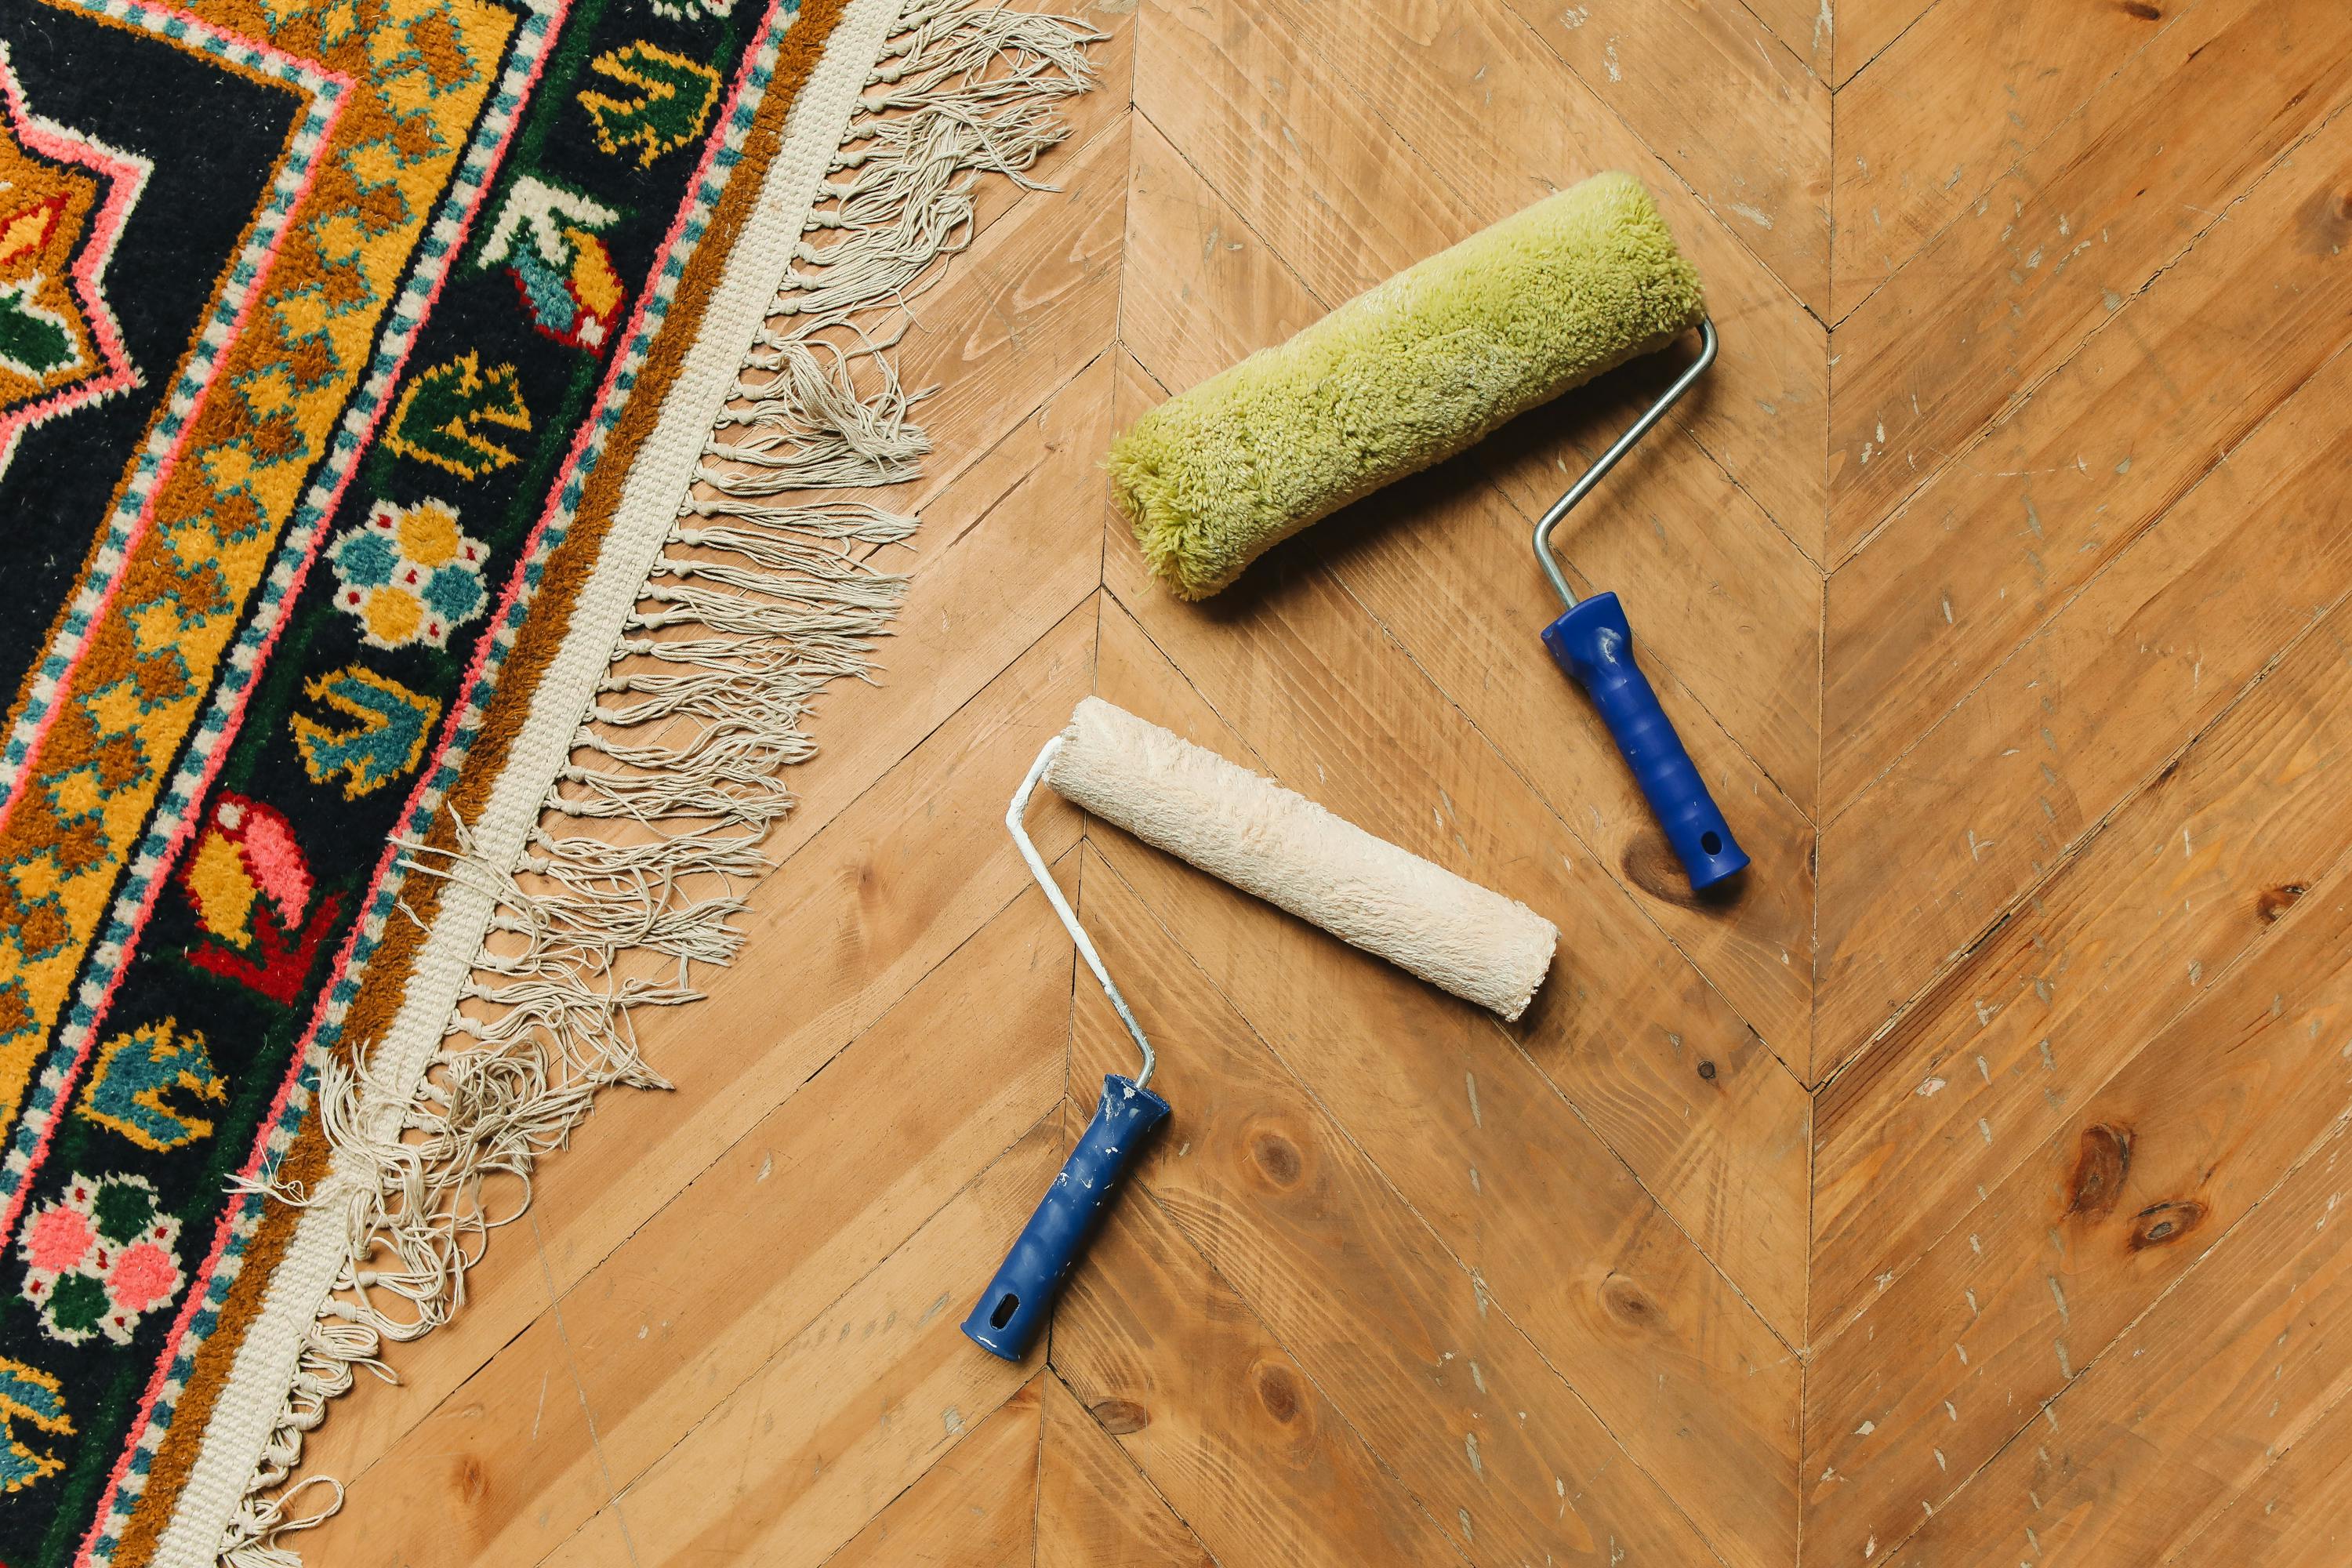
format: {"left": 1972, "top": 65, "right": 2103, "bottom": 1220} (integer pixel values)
{"left": 530, "top": 598, "right": 1094, "bottom": 1290}
{"left": 1832, "top": 0, "right": 1934, "bottom": 88}
{"left": 1830, "top": 0, "right": 2182, "bottom": 317}
{"left": 535, "top": 1507, "right": 637, "bottom": 1568}
{"left": 1481, "top": 0, "right": 1832, "bottom": 317}
{"left": 1132, "top": 0, "right": 1831, "bottom": 557}
{"left": 1811, "top": 604, "right": 2352, "bottom": 1341}
{"left": 1036, "top": 1358, "right": 1227, "bottom": 1567}
{"left": 1051, "top": 1174, "right": 1449, "bottom": 1566}
{"left": 1058, "top": 1189, "right": 1439, "bottom": 1568}
{"left": 828, "top": 1377, "right": 1045, "bottom": 1567}
{"left": 1884, "top": 1112, "right": 2352, "bottom": 1566}
{"left": 1814, "top": 336, "right": 2352, "bottom": 1076}
{"left": 1051, "top": 1154, "right": 1457, "bottom": 1568}
{"left": 1745, "top": 0, "right": 1834, "bottom": 81}
{"left": 1806, "top": 867, "right": 2352, "bottom": 1565}
{"left": 1824, "top": 42, "right": 2352, "bottom": 804}
{"left": 558, "top": 885, "right": 1073, "bottom": 1492}
{"left": 1825, "top": 0, "right": 2352, "bottom": 558}
{"left": 313, "top": 1312, "right": 615, "bottom": 1568}
{"left": 2169, "top": 1390, "right": 2352, "bottom": 1567}
{"left": 1065, "top": 842, "right": 1762, "bottom": 1568}
{"left": 1098, "top": 585, "right": 1812, "bottom": 1342}
{"left": 604, "top": 1120, "right": 1064, "bottom": 1567}
{"left": 1122, "top": 114, "right": 1826, "bottom": 820}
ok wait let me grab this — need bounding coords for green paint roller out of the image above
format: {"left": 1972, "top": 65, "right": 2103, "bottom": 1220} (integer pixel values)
{"left": 1107, "top": 172, "right": 1748, "bottom": 891}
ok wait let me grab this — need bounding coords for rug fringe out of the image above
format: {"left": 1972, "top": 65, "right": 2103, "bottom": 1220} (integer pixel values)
{"left": 216, "top": 2, "right": 1100, "bottom": 1559}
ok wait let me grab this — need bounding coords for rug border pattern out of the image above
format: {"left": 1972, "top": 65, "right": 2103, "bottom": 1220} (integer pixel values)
{"left": 115, "top": 0, "right": 889, "bottom": 1557}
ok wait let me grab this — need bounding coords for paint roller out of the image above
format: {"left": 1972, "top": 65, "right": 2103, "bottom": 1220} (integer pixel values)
{"left": 1106, "top": 171, "right": 1749, "bottom": 891}
{"left": 963, "top": 697, "right": 1557, "bottom": 1359}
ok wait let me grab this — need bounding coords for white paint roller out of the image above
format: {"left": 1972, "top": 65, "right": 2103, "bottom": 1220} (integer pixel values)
{"left": 963, "top": 696, "right": 1559, "bottom": 1362}
{"left": 1046, "top": 696, "right": 1558, "bottom": 1021}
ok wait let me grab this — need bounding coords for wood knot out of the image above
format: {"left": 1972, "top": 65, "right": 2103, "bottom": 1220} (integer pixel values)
{"left": 2119, "top": 0, "right": 2160, "bottom": 17}
{"left": 2129, "top": 1198, "right": 2205, "bottom": 1250}
{"left": 1620, "top": 837, "right": 1746, "bottom": 910}
{"left": 1248, "top": 1128, "right": 1304, "bottom": 1189}
{"left": 1621, "top": 837, "right": 1694, "bottom": 906}
{"left": 2257, "top": 884, "right": 2309, "bottom": 924}
{"left": 1599, "top": 1273, "right": 1661, "bottom": 1330}
{"left": 1091, "top": 1398, "right": 1150, "bottom": 1435}
{"left": 1254, "top": 1362, "right": 1303, "bottom": 1423}
{"left": 1697, "top": 1059, "right": 1718, "bottom": 1081}
{"left": 2301, "top": 185, "right": 2352, "bottom": 251}
{"left": 452, "top": 1454, "right": 491, "bottom": 1507}
{"left": 2064, "top": 1123, "right": 2133, "bottom": 1221}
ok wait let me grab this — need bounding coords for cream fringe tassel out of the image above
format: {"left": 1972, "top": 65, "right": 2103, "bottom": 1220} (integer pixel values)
{"left": 218, "top": 3, "right": 1098, "bottom": 1559}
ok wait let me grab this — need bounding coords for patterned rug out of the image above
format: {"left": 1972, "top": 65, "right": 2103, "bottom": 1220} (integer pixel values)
{"left": 0, "top": 0, "right": 1094, "bottom": 1559}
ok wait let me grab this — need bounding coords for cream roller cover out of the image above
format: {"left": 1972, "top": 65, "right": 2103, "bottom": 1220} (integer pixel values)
{"left": 1045, "top": 698, "right": 1558, "bottom": 1021}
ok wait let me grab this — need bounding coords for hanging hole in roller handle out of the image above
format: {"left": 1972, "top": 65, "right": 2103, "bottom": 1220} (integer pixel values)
{"left": 989, "top": 1293, "right": 1020, "bottom": 1330}
{"left": 1700, "top": 831, "right": 1722, "bottom": 855}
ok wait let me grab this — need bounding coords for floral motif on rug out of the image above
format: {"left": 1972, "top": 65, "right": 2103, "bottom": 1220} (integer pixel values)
{"left": 0, "top": 0, "right": 914, "bottom": 1553}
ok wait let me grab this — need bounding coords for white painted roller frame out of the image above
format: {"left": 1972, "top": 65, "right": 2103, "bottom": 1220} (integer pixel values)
{"left": 1045, "top": 697, "right": 1559, "bottom": 1021}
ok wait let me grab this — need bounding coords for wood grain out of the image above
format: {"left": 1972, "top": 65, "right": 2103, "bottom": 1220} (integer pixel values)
{"left": 1825, "top": 0, "right": 2352, "bottom": 556}
{"left": 1067, "top": 840, "right": 1767, "bottom": 1567}
{"left": 1049, "top": 1189, "right": 1433, "bottom": 1566}
{"left": 1832, "top": 0, "right": 1932, "bottom": 88}
{"left": 1831, "top": 0, "right": 2182, "bottom": 314}
{"left": 1816, "top": 334, "right": 2352, "bottom": 1074}
{"left": 1807, "top": 873, "right": 2352, "bottom": 1564}
{"left": 2171, "top": 1389, "right": 2352, "bottom": 1567}
{"left": 608, "top": 1119, "right": 1062, "bottom": 1566}
{"left": 321, "top": 1314, "right": 612, "bottom": 1568}
{"left": 1812, "top": 611, "right": 2352, "bottom": 1341}
{"left": 1035, "top": 1372, "right": 1218, "bottom": 1567}
{"left": 829, "top": 1377, "right": 1045, "bottom": 1567}
{"left": 1824, "top": 49, "right": 2352, "bottom": 799}
{"left": 292, "top": 5, "right": 2352, "bottom": 1563}
{"left": 1888, "top": 1111, "right": 2352, "bottom": 1566}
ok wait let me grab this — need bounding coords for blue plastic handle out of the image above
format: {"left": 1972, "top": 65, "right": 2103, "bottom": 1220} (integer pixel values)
{"left": 963, "top": 1073, "right": 1171, "bottom": 1360}
{"left": 1541, "top": 591, "right": 1749, "bottom": 891}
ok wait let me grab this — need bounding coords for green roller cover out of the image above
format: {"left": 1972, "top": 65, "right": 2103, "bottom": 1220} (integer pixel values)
{"left": 1108, "top": 172, "right": 1706, "bottom": 601}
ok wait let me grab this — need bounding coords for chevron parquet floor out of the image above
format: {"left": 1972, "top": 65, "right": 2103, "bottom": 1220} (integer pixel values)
{"left": 297, "top": 0, "right": 2352, "bottom": 1562}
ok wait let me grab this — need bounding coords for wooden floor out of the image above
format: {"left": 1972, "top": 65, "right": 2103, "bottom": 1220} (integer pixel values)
{"left": 298, "top": 0, "right": 2352, "bottom": 1562}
